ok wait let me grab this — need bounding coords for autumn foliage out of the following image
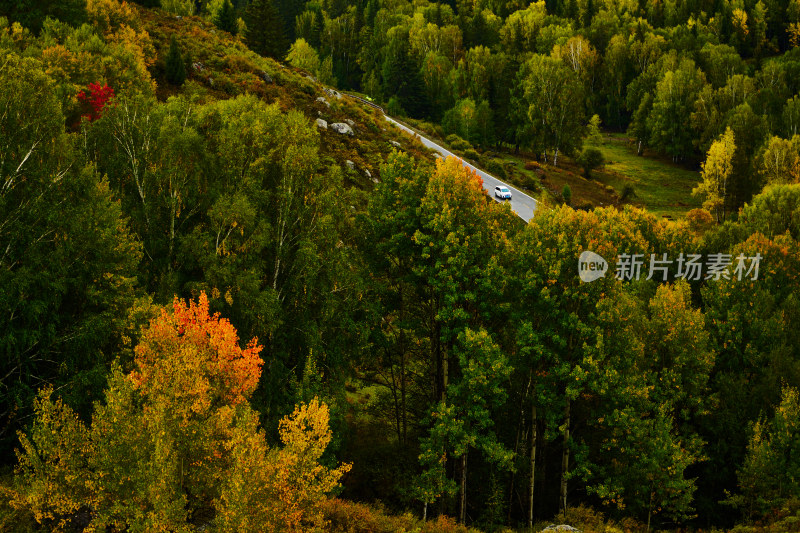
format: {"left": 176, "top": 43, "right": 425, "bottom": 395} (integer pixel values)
{"left": 76, "top": 83, "right": 115, "bottom": 121}
{"left": 131, "top": 292, "right": 263, "bottom": 409}
{"left": 11, "top": 294, "right": 348, "bottom": 532}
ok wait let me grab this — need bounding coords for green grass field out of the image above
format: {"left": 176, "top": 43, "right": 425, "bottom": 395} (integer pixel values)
{"left": 585, "top": 133, "right": 704, "bottom": 219}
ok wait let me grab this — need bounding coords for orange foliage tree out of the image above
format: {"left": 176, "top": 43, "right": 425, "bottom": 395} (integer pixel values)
{"left": 12, "top": 293, "right": 349, "bottom": 532}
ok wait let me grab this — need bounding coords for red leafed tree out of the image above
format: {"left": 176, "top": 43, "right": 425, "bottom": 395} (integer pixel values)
{"left": 76, "top": 82, "right": 115, "bottom": 121}
{"left": 130, "top": 292, "right": 264, "bottom": 412}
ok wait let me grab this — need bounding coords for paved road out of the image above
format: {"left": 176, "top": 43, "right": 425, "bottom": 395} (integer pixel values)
{"left": 345, "top": 94, "right": 538, "bottom": 223}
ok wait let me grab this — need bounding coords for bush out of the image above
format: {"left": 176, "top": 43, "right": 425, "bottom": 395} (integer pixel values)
{"left": 226, "top": 54, "right": 259, "bottom": 74}
{"left": 686, "top": 208, "right": 715, "bottom": 233}
{"left": 486, "top": 158, "right": 507, "bottom": 179}
{"left": 386, "top": 96, "right": 405, "bottom": 118}
{"left": 578, "top": 147, "right": 604, "bottom": 178}
{"left": 524, "top": 160, "right": 540, "bottom": 171}
{"left": 521, "top": 173, "right": 540, "bottom": 191}
{"left": 620, "top": 184, "right": 637, "bottom": 202}
{"left": 321, "top": 498, "right": 475, "bottom": 533}
{"left": 463, "top": 148, "right": 480, "bottom": 161}
{"left": 445, "top": 134, "right": 472, "bottom": 152}
{"left": 562, "top": 184, "right": 572, "bottom": 205}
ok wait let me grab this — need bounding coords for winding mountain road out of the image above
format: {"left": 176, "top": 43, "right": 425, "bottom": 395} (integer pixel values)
{"left": 345, "top": 94, "right": 538, "bottom": 223}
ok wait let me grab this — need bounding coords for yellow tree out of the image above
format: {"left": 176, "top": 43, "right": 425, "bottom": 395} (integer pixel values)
{"left": 12, "top": 294, "right": 349, "bottom": 531}
{"left": 693, "top": 127, "right": 736, "bottom": 222}
{"left": 215, "top": 398, "right": 351, "bottom": 532}
{"left": 758, "top": 135, "right": 800, "bottom": 185}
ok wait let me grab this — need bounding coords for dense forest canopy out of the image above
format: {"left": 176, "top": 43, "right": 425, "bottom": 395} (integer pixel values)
{"left": 0, "top": 0, "right": 800, "bottom": 531}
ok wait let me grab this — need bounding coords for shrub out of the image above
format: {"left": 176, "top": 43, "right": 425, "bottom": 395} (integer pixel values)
{"left": 562, "top": 184, "right": 572, "bottom": 205}
{"left": 578, "top": 147, "right": 605, "bottom": 178}
{"left": 463, "top": 148, "right": 480, "bottom": 161}
{"left": 521, "top": 173, "right": 540, "bottom": 191}
{"left": 524, "top": 160, "right": 540, "bottom": 171}
{"left": 386, "top": 97, "right": 405, "bottom": 118}
{"left": 686, "top": 208, "right": 715, "bottom": 232}
{"left": 486, "top": 158, "right": 507, "bottom": 179}
{"left": 620, "top": 184, "right": 637, "bottom": 202}
{"left": 226, "top": 54, "right": 258, "bottom": 73}
{"left": 321, "top": 498, "right": 475, "bottom": 533}
{"left": 445, "top": 134, "right": 472, "bottom": 152}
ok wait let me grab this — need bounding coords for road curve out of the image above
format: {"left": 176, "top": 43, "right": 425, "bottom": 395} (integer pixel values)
{"left": 345, "top": 94, "right": 538, "bottom": 223}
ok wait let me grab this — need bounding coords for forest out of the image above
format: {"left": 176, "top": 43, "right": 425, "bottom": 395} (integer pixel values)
{"left": 0, "top": 0, "right": 799, "bottom": 531}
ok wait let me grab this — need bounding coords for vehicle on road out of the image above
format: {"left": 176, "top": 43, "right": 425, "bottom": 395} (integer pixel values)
{"left": 494, "top": 186, "right": 512, "bottom": 200}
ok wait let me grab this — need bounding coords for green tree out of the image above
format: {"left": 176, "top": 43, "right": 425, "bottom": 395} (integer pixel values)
{"left": 697, "top": 42, "right": 745, "bottom": 88}
{"left": 784, "top": 95, "right": 800, "bottom": 137}
{"left": 698, "top": 231, "right": 800, "bottom": 523}
{"left": 578, "top": 147, "right": 604, "bottom": 178}
{"left": 628, "top": 92, "right": 654, "bottom": 155}
{"left": 244, "top": 0, "right": 288, "bottom": 60}
{"left": 286, "top": 38, "right": 320, "bottom": 73}
{"left": 0, "top": 53, "right": 141, "bottom": 455}
{"left": 647, "top": 59, "right": 707, "bottom": 161}
{"left": 165, "top": 35, "right": 186, "bottom": 86}
{"left": 420, "top": 52, "right": 454, "bottom": 120}
{"left": 382, "top": 35, "right": 429, "bottom": 118}
{"left": 582, "top": 283, "right": 710, "bottom": 528}
{"left": 442, "top": 98, "right": 494, "bottom": 148}
{"left": 517, "top": 54, "right": 586, "bottom": 165}
{"left": 419, "top": 329, "right": 514, "bottom": 523}
{"left": 0, "top": 0, "right": 86, "bottom": 33}
{"left": 737, "top": 183, "right": 800, "bottom": 240}
{"left": 562, "top": 184, "right": 573, "bottom": 204}
{"left": 161, "top": 0, "right": 195, "bottom": 15}
{"left": 214, "top": 0, "right": 238, "bottom": 35}
{"left": 735, "top": 385, "right": 800, "bottom": 517}
{"left": 508, "top": 206, "right": 666, "bottom": 519}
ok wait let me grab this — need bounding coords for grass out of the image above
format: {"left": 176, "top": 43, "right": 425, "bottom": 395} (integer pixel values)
{"left": 585, "top": 132, "right": 703, "bottom": 219}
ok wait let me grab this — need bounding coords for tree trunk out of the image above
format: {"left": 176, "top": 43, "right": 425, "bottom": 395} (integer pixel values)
{"left": 529, "top": 404, "right": 538, "bottom": 529}
{"left": 401, "top": 346, "right": 407, "bottom": 444}
{"left": 560, "top": 399, "right": 571, "bottom": 519}
{"left": 460, "top": 450, "right": 468, "bottom": 523}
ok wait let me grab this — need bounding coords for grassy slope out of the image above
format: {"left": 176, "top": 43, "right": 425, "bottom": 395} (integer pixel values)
{"left": 136, "top": 5, "right": 438, "bottom": 192}
{"left": 584, "top": 132, "right": 703, "bottom": 219}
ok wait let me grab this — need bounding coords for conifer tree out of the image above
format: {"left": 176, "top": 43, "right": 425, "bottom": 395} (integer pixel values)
{"left": 382, "top": 39, "right": 429, "bottom": 118}
{"left": 165, "top": 35, "right": 186, "bottom": 86}
{"left": 215, "top": 0, "right": 237, "bottom": 35}
{"left": 244, "top": 0, "right": 288, "bottom": 60}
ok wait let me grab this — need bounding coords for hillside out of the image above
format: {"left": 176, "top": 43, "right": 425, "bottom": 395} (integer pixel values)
{"left": 137, "top": 5, "right": 440, "bottom": 189}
